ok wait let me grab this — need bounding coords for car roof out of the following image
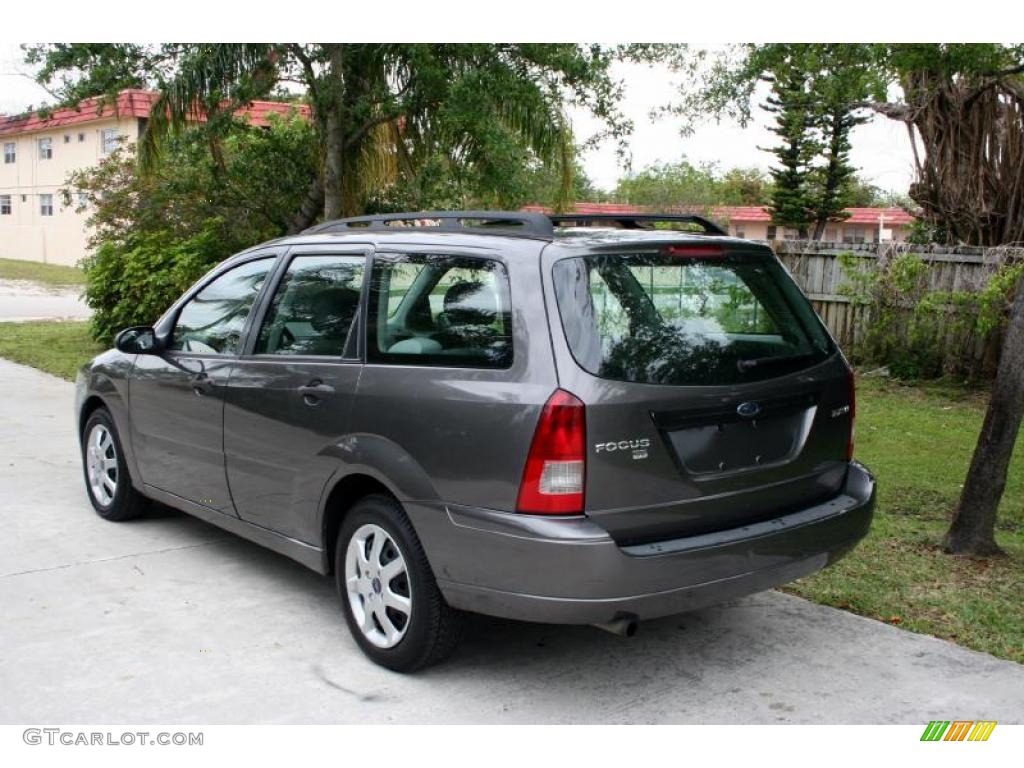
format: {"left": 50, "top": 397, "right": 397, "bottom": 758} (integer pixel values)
{"left": 228, "top": 226, "right": 752, "bottom": 265}
{"left": 220, "top": 210, "right": 771, "bottom": 268}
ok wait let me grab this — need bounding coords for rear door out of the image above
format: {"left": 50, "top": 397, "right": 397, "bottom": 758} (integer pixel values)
{"left": 223, "top": 247, "right": 369, "bottom": 543}
{"left": 546, "top": 242, "right": 855, "bottom": 544}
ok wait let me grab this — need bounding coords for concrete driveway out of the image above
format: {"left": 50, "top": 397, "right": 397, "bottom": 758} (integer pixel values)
{"left": 0, "top": 279, "right": 91, "bottom": 321}
{"left": 1, "top": 358, "right": 1021, "bottom": 724}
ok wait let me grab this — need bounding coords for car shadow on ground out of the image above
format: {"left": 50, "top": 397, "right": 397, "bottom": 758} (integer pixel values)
{"left": 135, "top": 500, "right": 798, "bottom": 690}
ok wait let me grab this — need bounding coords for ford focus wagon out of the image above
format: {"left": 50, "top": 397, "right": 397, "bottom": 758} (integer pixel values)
{"left": 76, "top": 211, "right": 875, "bottom": 671}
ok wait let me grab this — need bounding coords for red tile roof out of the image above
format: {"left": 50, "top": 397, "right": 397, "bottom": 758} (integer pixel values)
{"left": 524, "top": 202, "right": 915, "bottom": 226}
{"left": 841, "top": 207, "right": 915, "bottom": 225}
{"left": 0, "top": 88, "right": 310, "bottom": 136}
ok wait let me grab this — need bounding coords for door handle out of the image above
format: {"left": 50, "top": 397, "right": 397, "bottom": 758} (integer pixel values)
{"left": 191, "top": 373, "right": 214, "bottom": 396}
{"left": 298, "top": 381, "right": 335, "bottom": 405}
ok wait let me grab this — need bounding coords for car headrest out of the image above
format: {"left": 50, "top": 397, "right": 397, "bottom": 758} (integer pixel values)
{"left": 309, "top": 286, "right": 360, "bottom": 337}
{"left": 442, "top": 281, "right": 497, "bottom": 326}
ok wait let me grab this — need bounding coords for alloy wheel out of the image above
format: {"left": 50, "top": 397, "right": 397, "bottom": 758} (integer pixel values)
{"left": 344, "top": 523, "right": 412, "bottom": 648}
{"left": 86, "top": 423, "right": 118, "bottom": 507}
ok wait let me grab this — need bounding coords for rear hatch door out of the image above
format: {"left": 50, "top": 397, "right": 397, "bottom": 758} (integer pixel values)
{"left": 547, "top": 241, "right": 854, "bottom": 545}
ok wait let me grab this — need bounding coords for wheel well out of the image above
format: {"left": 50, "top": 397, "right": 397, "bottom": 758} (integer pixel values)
{"left": 322, "top": 474, "right": 396, "bottom": 574}
{"left": 79, "top": 396, "right": 107, "bottom": 438}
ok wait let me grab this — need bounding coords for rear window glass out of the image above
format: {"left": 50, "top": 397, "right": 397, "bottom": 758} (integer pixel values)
{"left": 552, "top": 251, "right": 833, "bottom": 386}
{"left": 367, "top": 254, "right": 512, "bottom": 369}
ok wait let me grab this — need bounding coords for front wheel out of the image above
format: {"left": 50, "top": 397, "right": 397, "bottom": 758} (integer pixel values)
{"left": 335, "top": 495, "right": 463, "bottom": 671}
{"left": 81, "top": 407, "right": 149, "bottom": 521}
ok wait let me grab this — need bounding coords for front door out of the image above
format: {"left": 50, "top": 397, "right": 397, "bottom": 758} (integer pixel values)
{"left": 223, "top": 250, "right": 368, "bottom": 543}
{"left": 129, "top": 256, "right": 277, "bottom": 514}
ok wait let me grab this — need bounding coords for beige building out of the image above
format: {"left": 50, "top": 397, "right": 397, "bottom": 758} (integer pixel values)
{"left": 0, "top": 90, "right": 157, "bottom": 265}
{"left": 0, "top": 89, "right": 309, "bottom": 266}
{"left": 715, "top": 206, "right": 915, "bottom": 243}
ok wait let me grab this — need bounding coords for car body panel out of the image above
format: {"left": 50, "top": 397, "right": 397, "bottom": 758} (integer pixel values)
{"left": 75, "top": 221, "right": 872, "bottom": 628}
{"left": 129, "top": 353, "right": 237, "bottom": 514}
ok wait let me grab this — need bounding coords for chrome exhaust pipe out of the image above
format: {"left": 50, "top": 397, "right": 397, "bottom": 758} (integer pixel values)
{"left": 592, "top": 617, "right": 638, "bottom": 637}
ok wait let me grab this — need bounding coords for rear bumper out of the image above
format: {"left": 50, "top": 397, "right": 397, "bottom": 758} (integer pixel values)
{"left": 408, "top": 461, "right": 875, "bottom": 625}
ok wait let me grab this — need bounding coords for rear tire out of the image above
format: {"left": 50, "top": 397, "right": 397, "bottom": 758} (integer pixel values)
{"left": 335, "top": 494, "right": 463, "bottom": 671}
{"left": 81, "top": 407, "right": 149, "bottom": 521}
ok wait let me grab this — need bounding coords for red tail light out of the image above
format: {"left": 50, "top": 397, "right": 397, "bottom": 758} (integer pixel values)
{"left": 663, "top": 244, "right": 724, "bottom": 258}
{"left": 847, "top": 370, "right": 856, "bottom": 461}
{"left": 516, "top": 389, "right": 585, "bottom": 515}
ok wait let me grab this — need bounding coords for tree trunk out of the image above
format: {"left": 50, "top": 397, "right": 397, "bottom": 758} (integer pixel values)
{"left": 944, "top": 273, "right": 1024, "bottom": 555}
{"left": 811, "top": 220, "right": 826, "bottom": 240}
{"left": 287, "top": 176, "right": 325, "bottom": 234}
{"left": 322, "top": 107, "right": 345, "bottom": 220}
{"left": 321, "top": 44, "right": 346, "bottom": 221}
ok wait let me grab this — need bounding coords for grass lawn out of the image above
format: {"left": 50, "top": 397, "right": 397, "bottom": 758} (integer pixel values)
{"left": 0, "top": 320, "right": 103, "bottom": 381}
{"left": 784, "top": 376, "right": 1024, "bottom": 663}
{"left": 0, "top": 257, "right": 85, "bottom": 287}
{"left": 0, "top": 320, "right": 1020, "bottom": 661}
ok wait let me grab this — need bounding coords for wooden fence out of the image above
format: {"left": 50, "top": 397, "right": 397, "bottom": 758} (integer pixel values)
{"left": 766, "top": 240, "right": 1024, "bottom": 376}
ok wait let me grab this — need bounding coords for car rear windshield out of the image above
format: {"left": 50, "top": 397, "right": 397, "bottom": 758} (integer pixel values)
{"left": 552, "top": 250, "right": 834, "bottom": 386}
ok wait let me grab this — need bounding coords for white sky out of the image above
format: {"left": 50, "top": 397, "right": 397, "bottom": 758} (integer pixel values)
{"left": 0, "top": 43, "right": 916, "bottom": 194}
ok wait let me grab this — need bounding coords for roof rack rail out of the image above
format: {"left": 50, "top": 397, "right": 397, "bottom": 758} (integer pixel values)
{"left": 302, "top": 210, "right": 729, "bottom": 239}
{"left": 304, "top": 210, "right": 555, "bottom": 239}
{"left": 549, "top": 213, "right": 727, "bottom": 235}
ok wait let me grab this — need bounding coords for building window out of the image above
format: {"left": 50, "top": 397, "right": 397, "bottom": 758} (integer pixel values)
{"left": 733, "top": 227, "right": 746, "bottom": 239}
{"left": 78, "top": 133, "right": 85, "bottom": 142}
{"left": 64, "top": 134, "right": 71, "bottom": 144}
{"left": 843, "top": 227, "right": 865, "bottom": 244}
{"left": 766, "top": 225, "right": 777, "bottom": 240}
{"left": 40, "top": 194, "right": 54, "bottom": 217}
{"left": 0, "top": 195, "right": 11, "bottom": 215}
{"left": 3, "top": 142, "right": 14, "bottom": 164}
{"left": 100, "top": 128, "right": 119, "bottom": 155}
{"left": 76, "top": 191, "right": 89, "bottom": 208}
{"left": 38, "top": 138, "right": 53, "bottom": 160}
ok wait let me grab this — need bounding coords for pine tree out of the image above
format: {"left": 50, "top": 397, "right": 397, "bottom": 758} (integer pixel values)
{"left": 762, "top": 51, "right": 818, "bottom": 237}
{"left": 808, "top": 53, "right": 872, "bottom": 240}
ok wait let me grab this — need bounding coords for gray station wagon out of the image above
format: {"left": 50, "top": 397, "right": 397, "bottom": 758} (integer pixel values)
{"left": 76, "top": 211, "right": 875, "bottom": 671}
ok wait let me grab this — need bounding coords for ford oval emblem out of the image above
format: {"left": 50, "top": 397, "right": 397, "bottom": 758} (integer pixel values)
{"left": 737, "top": 401, "right": 761, "bottom": 418}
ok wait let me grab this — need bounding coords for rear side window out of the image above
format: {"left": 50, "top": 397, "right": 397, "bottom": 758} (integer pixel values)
{"left": 367, "top": 254, "right": 512, "bottom": 369}
{"left": 552, "top": 251, "right": 833, "bottom": 386}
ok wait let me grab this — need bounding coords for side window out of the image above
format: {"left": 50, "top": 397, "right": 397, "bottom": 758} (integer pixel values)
{"left": 368, "top": 254, "right": 512, "bottom": 369}
{"left": 170, "top": 258, "right": 274, "bottom": 355}
{"left": 255, "top": 255, "right": 365, "bottom": 357}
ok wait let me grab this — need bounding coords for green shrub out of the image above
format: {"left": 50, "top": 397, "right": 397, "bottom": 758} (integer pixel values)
{"left": 837, "top": 249, "right": 1023, "bottom": 379}
{"left": 69, "top": 113, "right": 316, "bottom": 342}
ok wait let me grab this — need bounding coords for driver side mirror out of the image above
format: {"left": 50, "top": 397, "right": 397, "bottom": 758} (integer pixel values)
{"left": 114, "top": 326, "right": 162, "bottom": 355}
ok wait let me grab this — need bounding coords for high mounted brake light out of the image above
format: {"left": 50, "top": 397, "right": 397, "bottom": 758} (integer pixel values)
{"left": 662, "top": 244, "right": 724, "bottom": 257}
{"left": 516, "top": 389, "right": 585, "bottom": 515}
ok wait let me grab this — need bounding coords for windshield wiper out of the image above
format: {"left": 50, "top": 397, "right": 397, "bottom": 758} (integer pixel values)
{"left": 736, "top": 352, "right": 818, "bottom": 373}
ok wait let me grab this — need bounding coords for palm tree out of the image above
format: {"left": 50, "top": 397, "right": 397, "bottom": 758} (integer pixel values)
{"left": 139, "top": 43, "right": 588, "bottom": 228}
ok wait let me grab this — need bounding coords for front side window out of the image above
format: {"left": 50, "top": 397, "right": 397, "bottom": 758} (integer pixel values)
{"left": 255, "top": 255, "right": 365, "bottom": 357}
{"left": 3, "top": 142, "right": 14, "bottom": 164}
{"left": 38, "top": 138, "right": 52, "bottom": 160}
{"left": 100, "top": 128, "right": 119, "bottom": 155}
{"left": 367, "top": 254, "right": 512, "bottom": 368}
{"left": 0, "top": 195, "right": 11, "bottom": 215}
{"left": 39, "top": 194, "right": 53, "bottom": 216}
{"left": 170, "top": 258, "right": 274, "bottom": 355}
{"left": 552, "top": 251, "right": 833, "bottom": 386}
